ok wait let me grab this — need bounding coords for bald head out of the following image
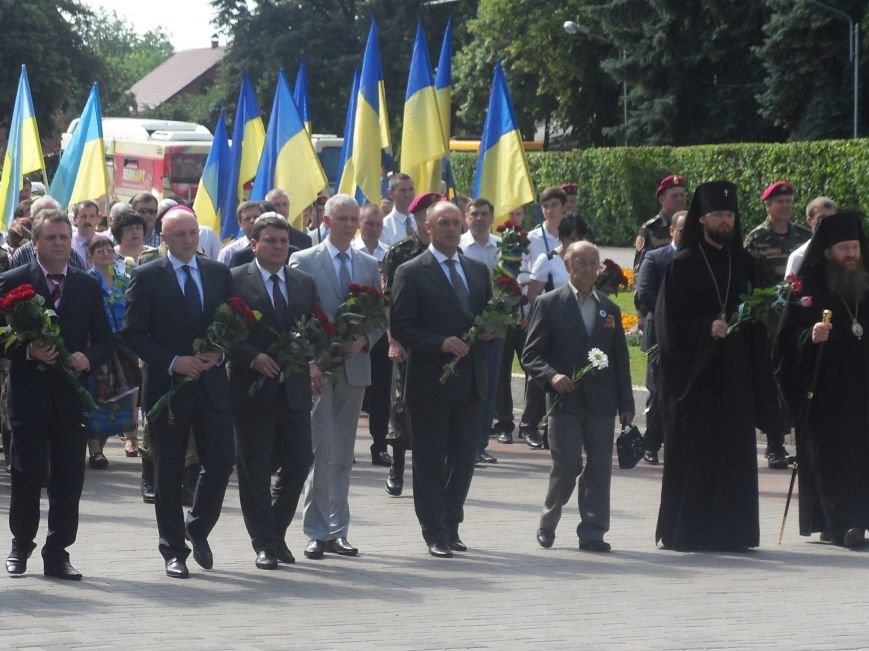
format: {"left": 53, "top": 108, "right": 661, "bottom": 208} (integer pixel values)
{"left": 161, "top": 208, "right": 200, "bottom": 262}
{"left": 425, "top": 201, "right": 463, "bottom": 256}
{"left": 564, "top": 241, "right": 600, "bottom": 294}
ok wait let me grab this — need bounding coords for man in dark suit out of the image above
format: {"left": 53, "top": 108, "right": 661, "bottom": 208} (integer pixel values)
{"left": 390, "top": 201, "right": 493, "bottom": 558}
{"left": 229, "top": 215, "right": 318, "bottom": 570}
{"left": 634, "top": 210, "right": 685, "bottom": 464}
{"left": 123, "top": 205, "right": 235, "bottom": 579}
{"left": 3, "top": 209, "right": 113, "bottom": 580}
{"left": 523, "top": 241, "right": 634, "bottom": 553}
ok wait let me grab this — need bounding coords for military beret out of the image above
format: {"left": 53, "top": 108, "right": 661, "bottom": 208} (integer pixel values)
{"left": 760, "top": 181, "right": 794, "bottom": 202}
{"left": 560, "top": 183, "right": 578, "bottom": 195}
{"left": 408, "top": 192, "right": 445, "bottom": 215}
{"left": 655, "top": 175, "right": 686, "bottom": 198}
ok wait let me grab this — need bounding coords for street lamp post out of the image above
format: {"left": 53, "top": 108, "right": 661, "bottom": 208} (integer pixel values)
{"left": 808, "top": 1, "right": 860, "bottom": 138}
{"left": 564, "top": 20, "right": 628, "bottom": 145}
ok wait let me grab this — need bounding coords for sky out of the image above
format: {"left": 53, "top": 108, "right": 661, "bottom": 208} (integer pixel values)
{"left": 82, "top": 0, "right": 227, "bottom": 51}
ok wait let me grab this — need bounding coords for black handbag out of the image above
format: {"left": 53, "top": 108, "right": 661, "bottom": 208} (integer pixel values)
{"left": 616, "top": 424, "right": 644, "bottom": 469}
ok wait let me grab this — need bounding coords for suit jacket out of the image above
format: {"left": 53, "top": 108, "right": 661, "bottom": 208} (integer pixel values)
{"left": 635, "top": 243, "right": 676, "bottom": 350}
{"left": 0, "top": 262, "right": 113, "bottom": 420}
{"left": 228, "top": 261, "right": 319, "bottom": 412}
{"left": 122, "top": 255, "right": 234, "bottom": 412}
{"left": 522, "top": 284, "right": 634, "bottom": 419}
{"left": 289, "top": 241, "right": 385, "bottom": 387}
{"left": 390, "top": 249, "right": 492, "bottom": 403}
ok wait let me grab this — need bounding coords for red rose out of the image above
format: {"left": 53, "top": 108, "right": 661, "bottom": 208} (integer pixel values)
{"left": 495, "top": 277, "right": 513, "bottom": 288}
{"left": 787, "top": 274, "right": 803, "bottom": 296}
{"left": 348, "top": 282, "right": 362, "bottom": 294}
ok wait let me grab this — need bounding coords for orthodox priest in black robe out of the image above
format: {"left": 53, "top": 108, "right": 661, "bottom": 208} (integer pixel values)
{"left": 655, "top": 181, "right": 783, "bottom": 551}
{"left": 775, "top": 212, "right": 869, "bottom": 548}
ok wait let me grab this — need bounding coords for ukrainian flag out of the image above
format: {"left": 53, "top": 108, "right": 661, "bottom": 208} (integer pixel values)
{"left": 400, "top": 20, "right": 446, "bottom": 194}
{"left": 432, "top": 18, "right": 454, "bottom": 192}
{"left": 337, "top": 68, "right": 360, "bottom": 196}
{"left": 221, "top": 72, "right": 266, "bottom": 240}
{"left": 49, "top": 83, "right": 108, "bottom": 211}
{"left": 352, "top": 19, "right": 387, "bottom": 204}
{"left": 250, "top": 69, "right": 327, "bottom": 229}
{"left": 472, "top": 63, "right": 535, "bottom": 226}
{"left": 293, "top": 60, "right": 312, "bottom": 136}
{"left": 192, "top": 110, "right": 230, "bottom": 233}
{"left": 0, "top": 65, "right": 46, "bottom": 231}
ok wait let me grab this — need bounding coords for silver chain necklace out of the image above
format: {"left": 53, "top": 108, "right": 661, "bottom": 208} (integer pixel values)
{"left": 838, "top": 291, "right": 863, "bottom": 340}
{"left": 699, "top": 242, "right": 732, "bottom": 320}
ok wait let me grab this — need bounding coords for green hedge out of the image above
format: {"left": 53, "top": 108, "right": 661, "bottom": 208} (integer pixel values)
{"left": 451, "top": 139, "right": 869, "bottom": 246}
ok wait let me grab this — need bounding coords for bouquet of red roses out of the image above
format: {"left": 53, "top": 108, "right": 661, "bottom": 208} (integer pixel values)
{"left": 315, "top": 283, "right": 386, "bottom": 374}
{"left": 0, "top": 283, "right": 98, "bottom": 411}
{"left": 247, "top": 305, "right": 333, "bottom": 397}
{"left": 149, "top": 296, "right": 261, "bottom": 421}
{"left": 727, "top": 273, "right": 811, "bottom": 334}
{"left": 440, "top": 220, "right": 529, "bottom": 384}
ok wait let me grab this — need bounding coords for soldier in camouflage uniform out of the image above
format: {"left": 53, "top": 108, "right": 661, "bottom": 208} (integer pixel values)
{"left": 380, "top": 192, "right": 442, "bottom": 497}
{"left": 744, "top": 181, "right": 810, "bottom": 469}
{"left": 633, "top": 174, "right": 687, "bottom": 273}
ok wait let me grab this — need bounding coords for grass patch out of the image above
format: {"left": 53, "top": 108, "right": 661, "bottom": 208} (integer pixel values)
{"left": 512, "top": 289, "right": 648, "bottom": 386}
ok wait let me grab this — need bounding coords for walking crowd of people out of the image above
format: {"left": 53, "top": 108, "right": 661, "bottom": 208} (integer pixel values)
{"left": 1, "top": 169, "right": 868, "bottom": 582}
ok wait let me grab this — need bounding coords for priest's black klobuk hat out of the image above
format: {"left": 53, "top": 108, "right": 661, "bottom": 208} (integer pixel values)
{"left": 799, "top": 212, "right": 868, "bottom": 280}
{"left": 680, "top": 180, "right": 742, "bottom": 250}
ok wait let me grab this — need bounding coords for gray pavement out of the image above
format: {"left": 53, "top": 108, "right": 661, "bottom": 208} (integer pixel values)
{"left": 2, "top": 414, "right": 868, "bottom": 650}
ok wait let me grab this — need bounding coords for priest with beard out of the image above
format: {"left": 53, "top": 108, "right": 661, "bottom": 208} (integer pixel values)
{"left": 775, "top": 212, "right": 869, "bottom": 548}
{"left": 655, "top": 181, "right": 783, "bottom": 552}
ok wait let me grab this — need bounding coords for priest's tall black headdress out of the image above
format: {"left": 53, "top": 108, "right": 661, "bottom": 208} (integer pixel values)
{"left": 798, "top": 211, "right": 869, "bottom": 281}
{"left": 680, "top": 180, "right": 743, "bottom": 250}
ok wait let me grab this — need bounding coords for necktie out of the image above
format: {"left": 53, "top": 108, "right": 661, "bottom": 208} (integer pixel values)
{"left": 182, "top": 265, "right": 202, "bottom": 321}
{"left": 47, "top": 273, "right": 64, "bottom": 308}
{"left": 444, "top": 259, "right": 470, "bottom": 313}
{"left": 404, "top": 216, "right": 414, "bottom": 237}
{"left": 337, "top": 251, "right": 352, "bottom": 293}
{"left": 271, "top": 273, "right": 288, "bottom": 324}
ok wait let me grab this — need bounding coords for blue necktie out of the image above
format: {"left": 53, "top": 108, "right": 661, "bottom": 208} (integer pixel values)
{"left": 182, "top": 264, "right": 202, "bottom": 321}
{"left": 337, "top": 251, "right": 352, "bottom": 294}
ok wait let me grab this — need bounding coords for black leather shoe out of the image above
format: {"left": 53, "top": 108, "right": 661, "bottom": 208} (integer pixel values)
{"left": 304, "top": 539, "right": 325, "bottom": 559}
{"left": 525, "top": 431, "right": 544, "bottom": 449}
{"left": 275, "top": 541, "right": 295, "bottom": 564}
{"left": 43, "top": 559, "right": 82, "bottom": 580}
{"left": 843, "top": 527, "right": 866, "bottom": 548}
{"left": 141, "top": 458, "right": 155, "bottom": 504}
{"left": 449, "top": 536, "right": 467, "bottom": 552}
{"left": 579, "top": 539, "right": 611, "bottom": 552}
{"left": 186, "top": 527, "right": 213, "bottom": 569}
{"left": 5, "top": 553, "right": 27, "bottom": 575}
{"left": 325, "top": 537, "right": 359, "bottom": 556}
{"left": 537, "top": 528, "right": 555, "bottom": 549}
{"left": 643, "top": 448, "right": 659, "bottom": 465}
{"left": 478, "top": 450, "right": 498, "bottom": 464}
{"left": 256, "top": 550, "right": 278, "bottom": 570}
{"left": 385, "top": 468, "right": 403, "bottom": 497}
{"left": 497, "top": 431, "right": 513, "bottom": 444}
{"left": 165, "top": 557, "right": 189, "bottom": 579}
{"left": 428, "top": 542, "right": 453, "bottom": 558}
{"left": 766, "top": 446, "right": 789, "bottom": 470}
{"left": 371, "top": 450, "right": 393, "bottom": 467}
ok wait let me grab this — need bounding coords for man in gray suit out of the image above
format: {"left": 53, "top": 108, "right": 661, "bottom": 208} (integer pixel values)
{"left": 523, "top": 241, "right": 634, "bottom": 552}
{"left": 289, "top": 194, "right": 385, "bottom": 559}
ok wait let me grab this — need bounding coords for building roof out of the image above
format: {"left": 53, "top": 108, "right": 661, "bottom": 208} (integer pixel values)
{"left": 130, "top": 45, "right": 226, "bottom": 111}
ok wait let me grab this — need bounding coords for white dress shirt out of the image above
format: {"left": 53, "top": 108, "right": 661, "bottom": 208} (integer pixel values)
{"left": 352, "top": 236, "right": 388, "bottom": 262}
{"left": 381, "top": 209, "right": 414, "bottom": 247}
{"left": 324, "top": 238, "right": 354, "bottom": 282}
{"left": 459, "top": 231, "right": 501, "bottom": 270}
{"left": 255, "top": 259, "right": 288, "bottom": 305}
{"left": 428, "top": 244, "right": 469, "bottom": 293}
{"left": 218, "top": 235, "right": 250, "bottom": 265}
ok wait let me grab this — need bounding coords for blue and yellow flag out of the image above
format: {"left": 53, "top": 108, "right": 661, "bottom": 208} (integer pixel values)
{"left": 250, "top": 69, "right": 328, "bottom": 229}
{"left": 435, "top": 17, "right": 453, "bottom": 153}
{"left": 221, "top": 72, "right": 266, "bottom": 240}
{"left": 192, "top": 110, "right": 231, "bottom": 233}
{"left": 352, "top": 19, "right": 388, "bottom": 204}
{"left": 0, "top": 65, "right": 46, "bottom": 231}
{"left": 400, "top": 20, "right": 446, "bottom": 194}
{"left": 293, "top": 60, "right": 312, "bottom": 136}
{"left": 472, "top": 63, "right": 535, "bottom": 226}
{"left": 49, "top": 83, "right": 108, "bottom": 211}
{"left": 338, "top": 68, "right": 361, "bottom": 196}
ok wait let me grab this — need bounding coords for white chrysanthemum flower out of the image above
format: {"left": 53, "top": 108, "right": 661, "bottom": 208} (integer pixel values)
{"left": 588, "top": 347, "right": 608, "bottom": 370}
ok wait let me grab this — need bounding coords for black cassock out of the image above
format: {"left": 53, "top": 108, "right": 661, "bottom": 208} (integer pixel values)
{"left": 776, "top": 278, "right": 869, "bottom": 540}
{"left": 655, "top": 240, "right": 782, "bottom": 550}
